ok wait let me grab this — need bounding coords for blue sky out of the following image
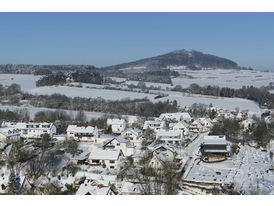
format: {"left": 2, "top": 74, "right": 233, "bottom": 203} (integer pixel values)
{"left": 0, "top": 12, "right": 273, "bottom": 70}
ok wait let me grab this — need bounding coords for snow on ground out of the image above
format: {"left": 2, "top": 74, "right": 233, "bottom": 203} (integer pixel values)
{"left": 172, "top": 69, "right": 274, "bottom": 89}
{"left": 151, "top": 90, "right": 261, "bottom": 113}
{"left": 0, "top": 74, "right": 41, "bottom": 91}
{"left": 29, "top": 86, "right": 157, "bottom": 101}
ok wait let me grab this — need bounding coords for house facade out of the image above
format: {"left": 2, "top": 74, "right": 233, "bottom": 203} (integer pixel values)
{"left": 0, "top": 128, "right": 21, "bottom": 142}
{"left": 201, "top": 135, "right": 229, "bottom": 161}
{"left": 143, "top": 121, "right": 165, "bottom": 132}
{"left": 88, "top": 148, "right": 124, "bottom": 169}
{"left": 121, "top": 128, "right": 143, "bottom": 147}
{"left": 67, "top": 125, "right": 99, "bottom": 142}
{"left": 1, "top": 122, "right": 56, "bottom": 139}
{"left": 107, "top": 119, "right": 126, "bottom": 134}
{"left": 156, "top": 130, "right": 183, "bottom": 145}
{"left": 169, "top": 121, "right": 189, "bottom": 136}
{"left": 103, "top": 136, "right": 135, "bottom": 157}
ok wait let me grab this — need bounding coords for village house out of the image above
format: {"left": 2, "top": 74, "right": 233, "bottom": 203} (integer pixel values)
{"left": 149, "top": 143, "right": 177, "bottom": 161}
{"left": 148, "top": 153, "right": 166, "bottom": 170}
{"left": 143, "top": 120, "right": 165, "bottom": 132}
{"left": 1, "top": 122, "right": 56, "bottom": 139}
{"left": 121, "top": 181, "right": 143, "bottom": 195}
{"left": 197, "top": 118, "right": 213, "bottom": 131}
{"left": 66, "top": 125, "right": 99, "bottom": 142}
{"left": 0, "top": 127, "right": 21, "bottom": 142}
{"left": 189, "top": 120, "right": 203, "bottom": 133}
{"left": 159, "top": 112, "right": 192, "bottom": 123}
{"left": 121, "top": 128, "right": 143, "bottom": 147}
{"left": 88, "top": 148, "right": 124, "bottom": 169}
{"left": 107, "top": 118, "right": 126, "bottom": 134}
{"left": 156, "top": 130, "right": 183, "bottom": 145}
{"left": 75, "top": 179, "right": 116, "bottom": 195}
{"left": 103, "top": 136, "right": 135, "bottom": 157}
{"left": 70, "top": 149, "right": 91, "bottom": 165}
{"left": 201, "top": 135, "right": 229, "bottom": 161}
{"left": 169, "top": 120, "right": 189, "bottom": 136}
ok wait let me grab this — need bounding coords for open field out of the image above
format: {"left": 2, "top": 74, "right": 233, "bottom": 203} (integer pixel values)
{"left": 172, "top": 69, "right": 274, "bottom": 89}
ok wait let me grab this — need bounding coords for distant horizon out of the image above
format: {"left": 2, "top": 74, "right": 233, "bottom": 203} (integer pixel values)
{"left": 0, "top": 13, "right": 274, "bottom": 71}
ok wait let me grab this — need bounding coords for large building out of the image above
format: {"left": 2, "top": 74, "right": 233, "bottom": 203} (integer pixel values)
{"left": 1, "top": 122, "right": 56, "bottom": 139}
{"left": 66, "top": 125, "right": 99, "bottom": 142}
{"left": 156, "top": 130, "right": 183, "bottom": 145}
{"left": 201, "top": 135, "right": 229, "bottom": 161}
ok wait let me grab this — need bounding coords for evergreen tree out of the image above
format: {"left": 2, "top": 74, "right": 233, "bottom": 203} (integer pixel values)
{"left": 7, "top": 169, "right": 19, "bottom": 195}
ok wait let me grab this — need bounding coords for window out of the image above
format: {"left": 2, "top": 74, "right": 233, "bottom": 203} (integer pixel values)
{"left": 117, "top": 143, "right": 120, "bottom": 146}
{"left": 110, "top": 166, "right": 114, "bottom": 169}
{"left": 110, "top": 160, "right": 115, "bottom": 164}
{"left": 92, "top": 160, "right": 100, "bottom": 163}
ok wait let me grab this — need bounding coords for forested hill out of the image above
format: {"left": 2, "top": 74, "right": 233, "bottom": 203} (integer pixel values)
{"left": 103, "top": 49, "right": 251, "bottom": 71}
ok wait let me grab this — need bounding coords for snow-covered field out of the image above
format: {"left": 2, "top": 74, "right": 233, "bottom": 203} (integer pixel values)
{"left": 29, "top": 86, "right": 157, "bottom": 100}
{"left": 172, "top": 69, "right": 274, "bottom": 89}
{"left": 0, "top": 74, "right": 41, "bottom": 91}
{"left": 151, "top": 90, "right": 261, "bottom": 113}
{"left": 0, "top": 72, "right": 267, "bottom": 113}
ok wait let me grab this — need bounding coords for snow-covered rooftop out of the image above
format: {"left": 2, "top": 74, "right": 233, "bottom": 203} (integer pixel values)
{"left": 203, "top": 135, "right": 227, "bottom": 145}
{"left": 88, "top": 148, "right": 122, "bottom": 160}
{"left": 107, "top": 118, "right": 126, "bottom": 125}
{"left": 67, "top": 125, "right": 96, "bottom": 133}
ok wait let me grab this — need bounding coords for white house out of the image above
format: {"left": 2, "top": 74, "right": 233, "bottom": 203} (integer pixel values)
{"left": 189, "top": 120, "right": 203, "bottom": 133}
{"left": 103, "top": 136, "right": 135, "bottom": 157}
{"left": 159, "top": 112, "right": 192, "bottom": 123}
{"left": 143, "top": 121, "right": 165, "bottom": 132}
{"left": 148, "top": 153, "right": 166, "bottom": 170}
{"left": 156, "top": 130, "right": 183, "bottom": 145}
{"left": 169, "top": 120, "right": 189, "bottom": 136}
{"left": 1, "top": 122, "right": 56, "bottom": 139}
{"left": 0, "top": 127, "right": 21, "bottom": 142}
{"left": 201, "top": 135, "right": 229, "bottom": 160}
{"left": 107, "top": 119, "right": 126, "bottom": 134}
{"left": 149, "top": 143, "right": 177, "bottom": 161}
{"left": 121, "top": 128, "right": 143, "bottom": 147}
{"left": 88, "top": 148, "right": 124, "bottom": 169}
{"left": 121, "top": 181, "right": 143, "bottom": 195}
{"left": 197, "top": 118, "right": 213, "bottom": 131}
{"left": 66, "top": 125, "right": 99, "bottom": 142}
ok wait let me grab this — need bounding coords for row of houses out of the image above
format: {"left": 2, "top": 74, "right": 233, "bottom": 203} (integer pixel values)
{"left": 0, "top": 122, "right": 56, "bottom": 141}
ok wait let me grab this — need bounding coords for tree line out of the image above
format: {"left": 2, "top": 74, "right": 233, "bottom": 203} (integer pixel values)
{"left": 36, "top": 71, "right": 103, "bottom": 87}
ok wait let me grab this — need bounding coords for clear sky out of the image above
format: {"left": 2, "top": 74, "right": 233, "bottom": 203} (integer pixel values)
{"left": 0, "top": 12, "right": 273, "bottom": 70}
